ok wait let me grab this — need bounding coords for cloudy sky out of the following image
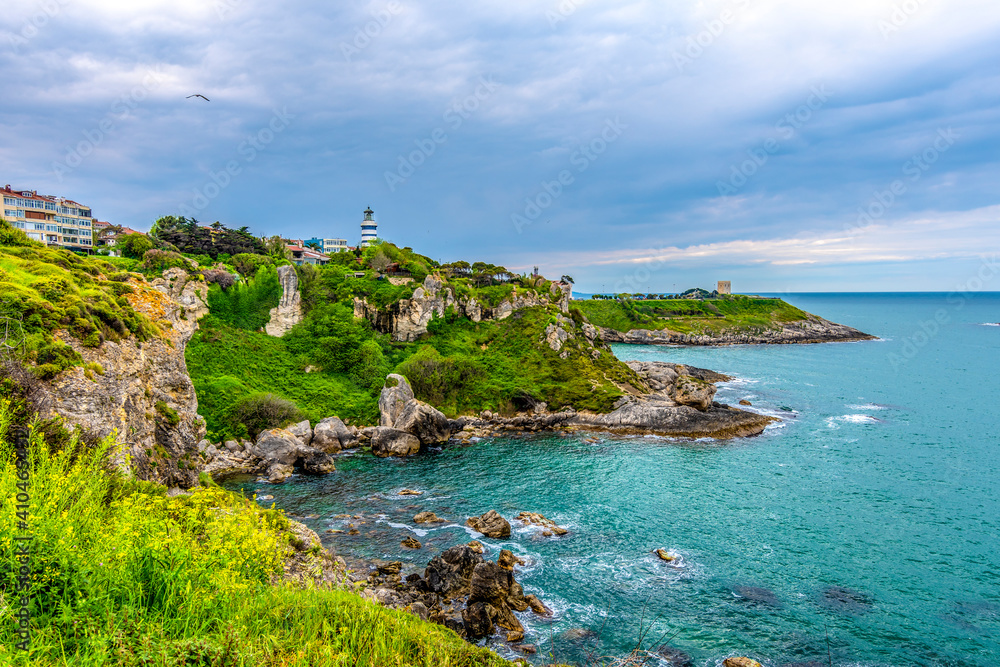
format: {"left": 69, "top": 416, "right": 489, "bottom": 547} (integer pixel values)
{"left": 2, "top": 0, "right": 999, "bottom": 292}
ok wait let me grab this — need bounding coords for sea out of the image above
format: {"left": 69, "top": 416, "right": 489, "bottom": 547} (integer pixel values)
{"left": 225, "top": 293, "right": 1000, "bottom": 666}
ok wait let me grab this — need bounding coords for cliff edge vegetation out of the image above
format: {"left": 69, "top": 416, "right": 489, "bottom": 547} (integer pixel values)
{"left": 575, "top": 294, "right": 875, "bottom": 345}
{"left": 186, "top": 245, "right": 645, "bottom": 441}
{"left": 0, "top": 405, "right": 510, "bottom": 667}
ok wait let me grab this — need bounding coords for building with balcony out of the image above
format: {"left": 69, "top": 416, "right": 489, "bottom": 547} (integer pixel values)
{"left": 2, "top": 184, "right": 94, "bottom": 251}
{"left": 360, "top": 207, "right": 377, "bottom": 247}
{"left": 304, "top": 237, "right": 349, "bottom": 254}
{"left": 286, "top": 244, "right": 330, "bottom": 266}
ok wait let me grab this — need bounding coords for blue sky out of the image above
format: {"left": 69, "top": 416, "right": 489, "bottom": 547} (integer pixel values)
{"left": 2, "top": 0, "right": 999, "bottom": 292}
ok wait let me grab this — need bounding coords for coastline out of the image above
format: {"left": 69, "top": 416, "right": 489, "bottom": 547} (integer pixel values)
{"left": 597, "top": 316, "right": 878, "bottom": 346}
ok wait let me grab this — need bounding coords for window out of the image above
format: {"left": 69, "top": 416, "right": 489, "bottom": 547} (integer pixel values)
{"left": 44, "top": 202, "right": 56, "bottom": 211}
{"left": 46, "top": 225, "right": 58, "bottom": 232}
{"left": 3, "top": 197, "right": 15, "bottom": 205}
{"left": 4, "top": 209, "right": 18, "bottom": 218}
{"left": 79, "top": 220, "right": 90, "bottom": 227}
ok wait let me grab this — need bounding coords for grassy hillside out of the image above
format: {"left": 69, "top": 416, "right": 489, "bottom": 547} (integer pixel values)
{"left": 186, "top": 254, "right": 646, "bottom": 436}
{"left": 575, "top": 295, "right": 810, "bottom": 336}
{"left": 0, "top": 404, "right": 511, "bottom": 667}
{"left": 0, "top": 220, "right": 160, "bottom": 378}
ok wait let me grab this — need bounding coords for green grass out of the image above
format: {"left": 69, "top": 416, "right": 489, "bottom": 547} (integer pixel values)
{"left": 0, "top": 402, "right": 510, "bottom": 667}
{"left": 394, "top": 307, "right": 645, "bottom": 417}
{"left": 0, "top": 225, "right": 160, "bottom": 377}
{"left": 574, "top": 295, "right": 810, "bottom": 336}
{"left": 185, "top": 316, "right": 379, "bottom": 439}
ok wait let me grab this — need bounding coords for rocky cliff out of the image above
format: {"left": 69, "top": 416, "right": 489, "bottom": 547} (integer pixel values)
{"left": 599, "top": 314, "right": 876, "bottom": 346}
{"left": 354, "top": 276, "right": 572, "bottom": 342}
{"left": 454, "top": 360, "right": 776, "bottom": 439}
{"left": 265, "top": 265, "right": 303, "bottom": 337}
{"left": 45, "top": 268, "right": 210, "bottom": 487}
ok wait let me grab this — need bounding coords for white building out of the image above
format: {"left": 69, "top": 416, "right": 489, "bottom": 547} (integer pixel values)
{"left": 360, "top": 207, "right": 378, "bottom": 247}
{"left": 304, "top": 237, "right": 348, "bottom": 254}
{"left": 2, "top": 185, "right": 94, "bottom": 250}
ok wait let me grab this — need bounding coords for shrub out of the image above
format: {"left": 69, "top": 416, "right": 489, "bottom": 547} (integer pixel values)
{"left": 227, "top": 392, "right": 303, "bottom": 439}
{"left": 141, "top": 249, "right": 189, "bottom": 272}
{"left": 207, "top": 266, "right": 280, "bottom": 331}
{"left": 203, "top": 268, "right": 237, "bottom": 291}
{"left": 155, "top": 400, "right": 181, "bottom": 427}
{"left": 232, "top": 252, "right": 274, "bottom": 278}
{"left": 0, "top": 218, "right": 42, "bottom": 247}
{"left": 118, "top": 233, "right": 154, "bottom": 259}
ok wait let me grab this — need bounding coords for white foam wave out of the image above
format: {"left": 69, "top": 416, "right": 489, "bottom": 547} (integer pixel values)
{"left": 826, "top": 414, "right": 881, "bottom": 428}
{"left": 980, "top": 322, "right": 1000, "bottom": 327}
{"left": 848, "top": 403, "right": 889, "bottom": 411}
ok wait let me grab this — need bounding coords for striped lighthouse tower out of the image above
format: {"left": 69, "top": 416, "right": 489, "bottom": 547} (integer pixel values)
{"left": 360, "top": 207, "right": 378, "bottom": 247}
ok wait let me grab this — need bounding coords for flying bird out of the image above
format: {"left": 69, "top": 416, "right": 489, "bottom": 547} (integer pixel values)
{"left": 186, "top": 94, "right": 210, "bottom": 101}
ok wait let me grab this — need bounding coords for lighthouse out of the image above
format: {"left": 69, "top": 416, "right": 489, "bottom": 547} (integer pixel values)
{"left": 360, "top": 207, "right": 378, "bottom": 247}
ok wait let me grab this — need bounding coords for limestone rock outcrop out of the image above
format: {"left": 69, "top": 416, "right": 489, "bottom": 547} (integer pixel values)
{"left": 379, "top": 374, "right": 414, "bottom": 427}
{"left": 264, "top": 265, "right": 302, "bottom": 337}
{"left": 312, "top": 416, "right": 358, "bottom": 452}
{"left": 371, "top": 427, "right": 421, "bottom": 458}
{"left": 45, "top": 269, "right": 210, "bottom": 487}
{"left": 394, "top": 399, "right": 451, "bottom": 445}
{"left": 354, "top": 275, "right": 571, "bottom": 342}
{"left": 598, "top": 314, "right": 876, "bottom": 346}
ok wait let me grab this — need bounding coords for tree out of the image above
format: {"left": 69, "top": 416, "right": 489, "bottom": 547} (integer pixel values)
{"left": 265, "top": 236, "right": 291, "bottom": 262}
{"left": 560, "top": 275, "right": 575, "bottom": 284}
{"left": 368, "top": 249, "right": 391, "bottom": 272}
{"left": 305, "top": 241, "right": 322, "bottom": 251}
{"left": 118, "top": 233, "right": 153, "bottom": 259}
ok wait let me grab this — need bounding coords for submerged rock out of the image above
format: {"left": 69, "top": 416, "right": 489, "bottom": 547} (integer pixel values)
{"left": 821, "top": 586, "right": 874, "bottom": 615}
{"left": 657, "top": 646, "right": 693, "bottom": 667}
{"left": 516, "top": 511, "right": 568, "bottom": 535}
{"left": 734, "top": 585, "right": 781, "bottom": 607}
{"left": 467, "top": 510, "right": 511, "bottom": 539}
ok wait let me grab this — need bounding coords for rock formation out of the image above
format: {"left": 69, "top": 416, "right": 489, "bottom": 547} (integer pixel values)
{"left": 370, "top": 427, "right": 421, "bottom": 458}
{"left": 598, "top": 314, "right": 876, "bottom": 346}
{"left": 45, "top": 268, "right": 210, "bottom": 487}
{"left": 354, "top": 275, "right": 570, "bottom": 342}
{"left": 466, "top": 510, "right": 511, "bottom": 539}
{"left": 375, "top": 374, "right": 451, "bottom": 454}
{"left": 312, "top": 416, "right": 358, "bottom": 452}
{"left": 446, "top": 361, "right": 776, "bottom": 439}
{"left": 201, "top": 421, "right": 343, "bottom": 483}
{"left": 264, "top": 265, "right": 302, "bottom": 337}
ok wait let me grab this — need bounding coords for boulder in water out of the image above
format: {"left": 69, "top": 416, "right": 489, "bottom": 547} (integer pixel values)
{"left": 379, "top": 374, "right": 415, "bottom": 427}
{"left": 414, "top": 511, "right": 446, "bottom": 524}
{"left": 394, "top": 399, "right": 452, "bottom": 444}
{"left": 371, "top": 427, "right": 421, "bottom": 457}
{"left": 467, "top": 510, "right": 511, "bottom": 538}
{"left": 401, "top": 536, "right": 421, "bottom": 549}
{"left": 724, "top": 659, "right": 762, "bottom": 667}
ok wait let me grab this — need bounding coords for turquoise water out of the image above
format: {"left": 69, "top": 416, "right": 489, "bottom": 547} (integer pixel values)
{"left": 228, "top": 294, "right": 1000, "bottom": 666}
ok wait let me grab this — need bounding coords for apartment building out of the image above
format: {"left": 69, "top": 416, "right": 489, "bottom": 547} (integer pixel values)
{"left": 2, "top": 184, "right": 94, "bottom": 251}
{"left": 303, "top": 237, "right": 349, "bottom": 254}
